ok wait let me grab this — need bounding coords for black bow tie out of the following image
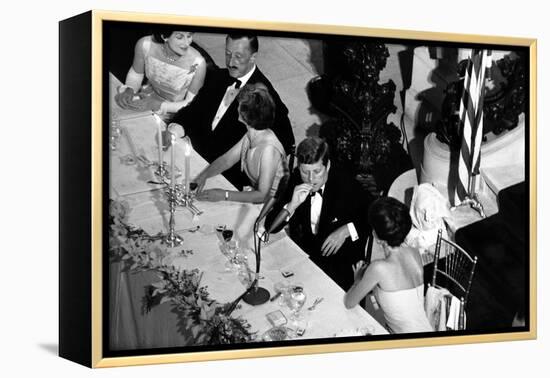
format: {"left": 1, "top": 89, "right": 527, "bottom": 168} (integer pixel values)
{"left": 310, "top": 188, "right": 323, "bottom": 197}
{"left": 228, "top": 78, "right": 242, "bottom": 89}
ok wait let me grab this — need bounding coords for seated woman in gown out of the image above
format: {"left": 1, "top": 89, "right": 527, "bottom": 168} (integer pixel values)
{"left": 192, "top": 83, "right": 288, "bottom": 204}
{"left": 344, "top": 197, "right": 433, "bottom": 334}
{"left": 114, "top": 29, "right": 206, "bottom": 119}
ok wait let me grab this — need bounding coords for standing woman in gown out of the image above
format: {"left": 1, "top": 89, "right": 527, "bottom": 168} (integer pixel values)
{"left": 192, "top": 83, "right": 288, "bottom": 204}
{"left": 115, "top": 29, "right": 206, "bottom": 119}
{"left": 344, "top": 197, "right": 433, "bottom": 334}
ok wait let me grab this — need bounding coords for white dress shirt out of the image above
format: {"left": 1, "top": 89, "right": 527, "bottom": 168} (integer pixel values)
{"left": 211, "top": 65, "right": 256, "bottom": 130}
{"left": 310, "top": 186, "right": 324, "bottom": 235}
{"left": 309, "top": 185, "right": 358, "bottom": 241}
{"left": 284, "top": 183, "right": 359, "bottom": 242}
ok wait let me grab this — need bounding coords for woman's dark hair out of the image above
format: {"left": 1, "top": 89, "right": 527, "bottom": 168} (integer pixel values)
{"left": 152, "top": 29, "right": 194, "bottom": 43}
{"left": 296, "top": 136, "right": 330, "bottom": 166}
{"left": 237, "top": 83, "right": 275, "bottom": 130}
{"left": 368, "top": 197, "right": 412, "bottom": 247}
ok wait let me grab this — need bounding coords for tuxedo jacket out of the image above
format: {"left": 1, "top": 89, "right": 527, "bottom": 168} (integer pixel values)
{"left": 266, "top": 166, "right": 374, "bottom": 289}
{"left": 171, "top": 67, "right": 295, "bottom": 188}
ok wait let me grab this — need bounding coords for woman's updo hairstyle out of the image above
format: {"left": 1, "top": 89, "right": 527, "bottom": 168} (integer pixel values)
{"left": 368, "top": 197, "right": 412, "bottom": 247}
{"left": 152, "top": 28, "right": 194, "bottom": 43}
{"left": 237, "top": 83, "right": 275, "bottom": 130}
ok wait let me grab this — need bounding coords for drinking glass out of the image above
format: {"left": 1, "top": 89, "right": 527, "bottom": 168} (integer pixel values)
{"left": 273, "top": 281, "right": 290, "bottom": 307}
{"left": 222, "top": 229, "right": 234, "bottom": 243}
{"left": 287, "top": 284, "right": 307, "bottom": 321}
{"left": 110, "top": 118, "right": 121, "bottom": 151}
{"left": 236, "top": 258, "right": 252, "bottom": 286}
{"left": 218, "top": 228, "right": 233, "bottom": 257}
{"left": 224, "top": 240, "right": 244, "bottom": 272}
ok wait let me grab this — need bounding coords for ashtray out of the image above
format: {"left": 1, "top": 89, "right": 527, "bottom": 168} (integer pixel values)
{"left": 261, "top": 326, "right": 293, "bottom": 342}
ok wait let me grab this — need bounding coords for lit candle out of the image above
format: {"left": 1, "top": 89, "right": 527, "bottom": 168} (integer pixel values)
{"left": 183, "top": 137, "right": 192, "bottom": 195}
{"left": 153, "top": 113, "right": 163, "bottom": 167}
{"left": 170, "top": 133, "right": 176, "bottom": 189}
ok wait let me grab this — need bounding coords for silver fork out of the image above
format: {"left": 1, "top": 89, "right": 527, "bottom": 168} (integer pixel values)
{"left": 307, "top": 297, "right": 324, "bottom": 311}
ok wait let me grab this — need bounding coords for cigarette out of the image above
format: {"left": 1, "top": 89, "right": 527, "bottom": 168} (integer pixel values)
{"left": 270, "top": 291, "right": 282, "bottom": 302}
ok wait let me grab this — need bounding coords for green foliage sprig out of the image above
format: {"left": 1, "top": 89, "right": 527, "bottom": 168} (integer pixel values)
{"left": 109, "top": 199, "right": 255, "bottom": 345}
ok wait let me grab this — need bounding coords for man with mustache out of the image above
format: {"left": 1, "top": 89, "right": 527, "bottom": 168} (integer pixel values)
{"left": 170, "top": 34, "right": 294, "bottom": 189}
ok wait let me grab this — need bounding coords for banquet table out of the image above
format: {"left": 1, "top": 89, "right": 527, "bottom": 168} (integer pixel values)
{"left": 108, "top": 74, "right": 387, "bottom": 350}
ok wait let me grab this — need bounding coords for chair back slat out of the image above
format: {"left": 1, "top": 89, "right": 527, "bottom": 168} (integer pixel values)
{"left": 431, "top": 229, "right": 478, "bottom": 309}
{"left": 432, "top": 271, "right": 467, "bottom": 293}
{"left": 458, "top": 298, "right": 465, "bottom": 330}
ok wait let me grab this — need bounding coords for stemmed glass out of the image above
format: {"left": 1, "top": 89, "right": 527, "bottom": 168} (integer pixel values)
{"left": 223, "top": 240, "right": 239, "bottom": 271}
{"left": 219, "top": 228, "right": 233, "bottom": 257}
{"left": 235, "top": 250, "right": 253, "bottom": 286}
{"left": 287, "top": 284, "right": 307, "bottom": 323}
{"left": 222, "top": 229, "right": 233, "bottom": 244}
{"left": 110, "top": 118, "right": 121, "bottom": 151}
{"left": 273, "top": 281, "right": 290, "bottom": 307}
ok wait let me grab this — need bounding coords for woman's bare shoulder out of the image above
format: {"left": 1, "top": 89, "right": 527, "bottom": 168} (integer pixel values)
{"left": 136, "top": 35, "right": 153, "bottom": 47}
{"left": 367, "top": 259, "right": 391, "bottom": 275}
{"left": 402, "top": 245, "right": 423, "bottom": 264}
{"left": 134, "top": 35, "right": 155, "bottom": 55}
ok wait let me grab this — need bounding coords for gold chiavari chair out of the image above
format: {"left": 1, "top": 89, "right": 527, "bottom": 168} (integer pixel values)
{"left": 431, "top": 229, "right": 478, "bottom": 330}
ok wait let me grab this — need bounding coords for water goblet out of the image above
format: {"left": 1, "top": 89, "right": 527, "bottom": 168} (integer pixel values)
{"left": 236, "top": 257, "right": 252, "bottom": 286}
{"left": 273, "top": 281, "right": 290, "bottom": 307}
{"left": 110, "top": 119, "right": 121, "bottom": 151}
{"left": 287, "top": 284, "right": 307, "bottom": 322}
{"left": 223, "top": 240, "right": 240, "bottom": 271}
{"left": 232, "top": 248, "right": 249, "bottom": 271}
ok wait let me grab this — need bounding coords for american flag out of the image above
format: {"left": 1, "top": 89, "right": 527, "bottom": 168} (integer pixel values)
{"left": 456, "top": 49, "right": 492, "bottom": 202}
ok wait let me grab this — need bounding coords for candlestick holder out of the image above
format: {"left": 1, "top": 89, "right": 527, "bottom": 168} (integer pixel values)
{"left": 151, "top": 181, "right": 202, "bottom": 246}
{"left": 163, "top": 186, "right": 184, "bottom": 247}
{"left": 174, "top": 185, "right": 203, "bottom": 217}
{"left": 153, "top": 162, "right": 169, "bottom": 181}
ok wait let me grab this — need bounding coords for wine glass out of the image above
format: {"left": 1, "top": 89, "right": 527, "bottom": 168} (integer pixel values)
{"left": 287, "top": 284, "right": 307, "bottom": 322}
{"left": 222, "top": 229, "right": 234, "bottom": 243}
{"left": 218, "top": 228, "right": 232, "bottom": 256}
{"left": 110, "top": 118, "right": 121, "bottom": 151}
{"left": 224, "top": 240, "right": 243, "bottom": 272}
{"left": 273, "top": 281, "right": 290, "bottom": 307}
{"left": 236, "top": 254, "right": 253, "bottom": 286}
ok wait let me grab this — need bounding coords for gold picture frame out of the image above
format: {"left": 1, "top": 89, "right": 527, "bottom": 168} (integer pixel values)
{"left": 59, "top": 9, "right": 536, "bottom": 368}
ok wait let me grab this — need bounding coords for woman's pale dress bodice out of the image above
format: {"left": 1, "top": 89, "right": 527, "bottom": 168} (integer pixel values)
{"left": 374, "top": 284, "right": 433, "bottom": 334}
{"left": 142, "top": 38, "right": 200, "bottom": 102}
{"left": 240, "top": 131, "right": 287, "bottom": 196}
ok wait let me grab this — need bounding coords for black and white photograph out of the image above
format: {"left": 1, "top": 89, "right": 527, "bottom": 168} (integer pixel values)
{"left": 6, "top": 0, "right": 549, "bottom": 376}
{"left": 103, "top": 15, "right": 531, "bottom": 358}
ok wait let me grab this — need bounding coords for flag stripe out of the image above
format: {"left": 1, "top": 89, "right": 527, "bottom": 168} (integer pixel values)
{"left": 456, "top": 49, "right": 490, "bottom": 201}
